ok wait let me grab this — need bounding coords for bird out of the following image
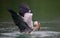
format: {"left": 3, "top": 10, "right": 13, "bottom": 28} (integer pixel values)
{"left": 8, "top": 3, "right": 41, "bottom": 33}
{"left": 8, "top": 8, "right": 41, "bottom": 33}
{"left": 8, "top": 8, "right": 33, "bottom": 33}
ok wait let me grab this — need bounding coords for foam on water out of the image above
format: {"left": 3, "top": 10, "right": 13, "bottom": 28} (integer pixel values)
{"left": 0, "top": 27, "right": 60, "bottom": 38}
{"left": 1, "top": 31, "right": 60, "bottom": 38}
{"left": 31, "top": 31, "right": 60, "bottom": 37}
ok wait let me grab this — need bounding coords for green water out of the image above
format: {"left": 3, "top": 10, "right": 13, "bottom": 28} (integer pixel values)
{"left": 0, "top": 0, "right": 60, "bottom": 38}
{"left": 0, "top": 0, "right": 60, "bottom": 21}
{"left": 0, "top": 22, "right": 60, "bottom": 38}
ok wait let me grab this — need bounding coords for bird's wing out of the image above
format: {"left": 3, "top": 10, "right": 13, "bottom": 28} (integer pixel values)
{"left": 8, "top": 8, "right": 32, "bottom": 32}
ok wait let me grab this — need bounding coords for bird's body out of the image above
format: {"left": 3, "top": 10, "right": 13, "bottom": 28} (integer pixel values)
{"left": 8, "top": 3, "right": 41, "bottom": 33}
{"left": 8, "top": 9, "right": 33, "bottom": 33}
{"left": 8, "top": 9, "right": 41, "bottom": 33}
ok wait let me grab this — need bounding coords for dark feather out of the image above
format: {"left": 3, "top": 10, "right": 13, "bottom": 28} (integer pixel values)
{"left": 8, "top": 8, "right": 32, "bottom": 32}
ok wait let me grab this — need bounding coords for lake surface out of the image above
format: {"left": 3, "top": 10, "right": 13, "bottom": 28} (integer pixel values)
{"left": 0, "top": 21, "right": 60, "bottom": 38}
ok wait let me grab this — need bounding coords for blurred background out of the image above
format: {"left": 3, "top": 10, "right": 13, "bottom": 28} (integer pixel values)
{"left": 0, "top": 0, "right": 60, "bottom": 38}
{"left": 0, "top": 0, "right": 60, "bottom": 21}
{"left": 0, "top": 0, "right": 60, "bottom": 27}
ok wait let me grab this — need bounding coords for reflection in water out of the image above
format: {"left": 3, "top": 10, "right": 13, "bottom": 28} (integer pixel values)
{"left": 0, "top": 27, "right": 60, "bottom": 38}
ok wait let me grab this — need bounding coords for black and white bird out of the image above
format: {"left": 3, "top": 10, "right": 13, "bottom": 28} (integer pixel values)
{"left": 8, "top": 3, "right": 41, "bottom": 33}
